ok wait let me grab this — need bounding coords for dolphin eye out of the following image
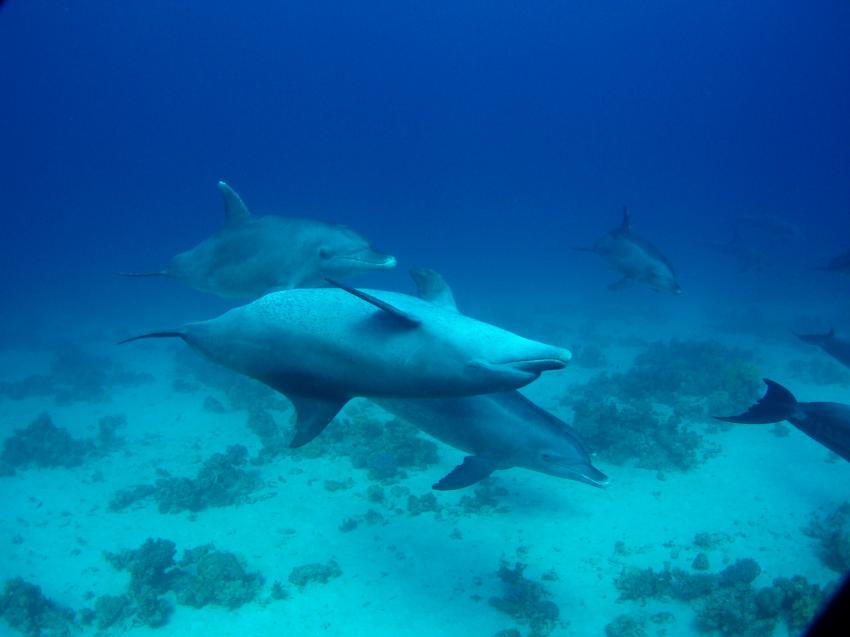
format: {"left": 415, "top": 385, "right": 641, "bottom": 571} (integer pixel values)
{"left": 318, "top": 247, "right": 331, "bottom": 259}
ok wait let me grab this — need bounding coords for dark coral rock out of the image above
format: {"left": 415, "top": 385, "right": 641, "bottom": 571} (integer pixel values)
{"left": 407, "top": 492, "right": 441, "bottom": 516}
{"left": 105, "top": 538, "right": 177, "bottom": 595}
{"left": 614, "top": 566, "right": 671, "bottom": 602}
{"left": 669, "top": 570, "right": 718, "bottom": 601}
{"left": 718, "top": 558, "right": 761, "bottom": 587}
{"left": 288, "top": 560, "right": 342, "bottom": 588}
{"left": 172, "top": 545, "right": 262, "bottom": 609}
{"left": 0, "top": 344, "right": 152, "bottom": 405}
{"left": 151, "top": 445, "right": 258, "bottom": 513}
{"left": 489, "top": 562, "right": 560, "bottom": 637}
{"left": 771, "top": 575, "right": 830, "bottom": 633}
{"left": 803, "top": 502, "right": 850, "bottom": 573}
{"left": 108, "top": 484, "right": 157, "bottom": 511}
{"left": 93, "top": 594, "right": 131, "bottom": 630}
{"left": 691, "top": 552, "right": 710, "bottom": 571}
{"left": 694, "top": 584, "right": 775, "bottom": 637}
{"left": 1, "top": 413, "right": 93, "bottom": 471}
{"left": 605, "top": 614, "right": 647, "bottom": 637}
{"left": 0, "top": 577, "right": 75, "bottom": 637}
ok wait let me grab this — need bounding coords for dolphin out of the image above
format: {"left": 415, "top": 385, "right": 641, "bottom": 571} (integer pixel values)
{"left": 374, "top": 269, "right": 607, "bottom": 490}
{"left": 736, "top": 214, "right": 802, "bottom": 240}
{"left": 579, "top": 208, "right": 682, "bottom": 293}
{"left": 120, "top": 274, "right": 572, "bottom": 447}
{"left": 795, "top": 329, "right": 850, "bottom": 370}
{"left": 122, "top": 181, "right": 396, "bottom": 298}
{"left": 716, "top": 378, "right": 850, "bottom": 462}
{"left": 812, "top": 249, "right": 850, "bottom": 275}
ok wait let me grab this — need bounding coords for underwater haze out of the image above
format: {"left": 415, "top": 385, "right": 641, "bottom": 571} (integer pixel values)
{"left": 1, "top": 1, "right": 850, "bottom": 636}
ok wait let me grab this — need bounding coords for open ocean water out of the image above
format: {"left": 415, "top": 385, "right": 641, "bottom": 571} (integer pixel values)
{"left": 1, "top": 2, "right": 850, "bottom": 636}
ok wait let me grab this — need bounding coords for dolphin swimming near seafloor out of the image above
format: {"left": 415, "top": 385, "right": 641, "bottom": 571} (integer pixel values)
{"left": 120, "top": 273, "right": 572, "bottom": 448}
{"left": 374, "top": 269, "right": 606, "bottom": 490}
{"left": 121, "top": 181, "right": 396, "bottom": 299}
{"left": 795, "top": 329, "right": 850, "bottom": 370}
{"left": 716, "top": 378, "right": 850, "bottom": 462}
{"left": 578, "top": 208, "right": 682, "bottom": 294}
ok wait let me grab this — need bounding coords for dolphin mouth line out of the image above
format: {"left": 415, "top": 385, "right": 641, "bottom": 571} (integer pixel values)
{"left": 338, "top": 254, "right": 397, "bottom": 268}
{"left": 505, "top": 357, "right": 570, "bottom": 372}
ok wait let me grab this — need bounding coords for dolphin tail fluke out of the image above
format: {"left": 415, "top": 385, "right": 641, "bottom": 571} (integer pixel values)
{"left": 715, "top": 378, "right": 798, "bottom": 424}
{"left": 795, "top": 329, "right": 835, "bottom": 345}
{"left": 118, "top": 271, "right": 168, "bottom": 278}
{"left": 118, "top": 331, "right": 185, "bottom": 345}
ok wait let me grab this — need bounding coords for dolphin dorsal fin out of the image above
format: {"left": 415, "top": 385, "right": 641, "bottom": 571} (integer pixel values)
{"left": 325, "top": 278, "right": 421, "bottom": 327}
{"left": 618, "top": 207, "right": 632, "bottom": 234}
{"left": 409, "top": 268, "right": 458, "bottom": 311}
{"left": 217, "top": 181, "right": 252, "bottom": 225}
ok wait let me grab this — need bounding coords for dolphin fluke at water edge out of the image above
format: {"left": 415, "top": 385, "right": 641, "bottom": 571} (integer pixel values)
{"left": 716, "top": 379, "right": 850, "bottom": 462}
{"left": 121, "top": 181, "right": 396, "bottom": 299}
{"left": 577, "top": 208, "right": 682, "bottom": 294}
{"left": 120, "top": 272, "right": 572, "bottom": 448}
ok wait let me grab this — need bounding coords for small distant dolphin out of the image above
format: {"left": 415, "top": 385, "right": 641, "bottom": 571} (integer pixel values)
{"left": 736, "top": 214, "right": 801, "bottom": 240}
{"left": 120, "top": 274, "right": 572, "bottom": 447}
{"left": 375, "top": 269, "right": 607, "bottom": 490}
{"left": 716, "top": 378, "right": 850, "bottom": 462}
{"left": 813, "top": 249, "right": 850, "bottom": 275}
{"left": 122, "top": 181, "right": 396, "bottom": 298}
{"left": 696, "top": 229, "right": 765, "bottom": 273}
{"left": 795, "top": 329, "right": 850, "bottom": 370}
{"left": 579, "top": 208, "right": 682, "bottom": 293}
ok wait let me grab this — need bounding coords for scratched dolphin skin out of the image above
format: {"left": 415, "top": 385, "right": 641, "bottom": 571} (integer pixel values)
{"left": 716, "top": 378, "right": 850, "bottom": 462}
{"left": 376, "top": 269, "right": 606, "bottom": 490}
{"left": 122, "top": 181, "right": 396, "bottom": 298}
{"left": 375, "top": 269, "right": 604, "bottom": 489}
{"left": 120, "top": 274, "right": 571, "bottom": 448}
{"left": 579, "top": 208, "right": 681, "bottom": 293}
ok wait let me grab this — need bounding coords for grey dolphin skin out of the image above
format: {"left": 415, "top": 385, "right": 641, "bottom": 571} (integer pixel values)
{"left": 579, "top": 208, "right": 681, "bottom": 293}
{"left": 716, "top": 379, "right": 850, "bottom": 462}
{"left": 813, "top": 249, "right": 850, "bottom": 275}
{"left": 375, "top": 268, "right": 606, "bottom": 490}
{"left": 795, "top": 329, "right": 850, "bottom": 369}
{"left": 120, "top": 274, "right": 572, "bottom": 448}
{"left": 122, "top": 181, "right": 396, "bottom": 298}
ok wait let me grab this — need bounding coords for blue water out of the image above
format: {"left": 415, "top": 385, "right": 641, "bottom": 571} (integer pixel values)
{"left": 1, "top": 1, "right": 850, "bottom": 636}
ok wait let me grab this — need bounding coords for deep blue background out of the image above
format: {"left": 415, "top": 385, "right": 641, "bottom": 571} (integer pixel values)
{"left": 1, "top": 1, "right": 849, "bottom": 334}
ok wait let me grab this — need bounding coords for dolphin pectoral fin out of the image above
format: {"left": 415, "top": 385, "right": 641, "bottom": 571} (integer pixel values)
{"left": 325, "top": 278, "right": 421, "bottom": 327}
{"left": 433, "top": 456, "right": 496, "bottom": 490}
{"left": 607, "top": 277, "right": 632, "bottom": 291}
{"left": 217, "top": 181, "right": 252, "bottom": 226}
{"left": 287, "top": 395, "right": 348, "bottom": 448}
{"left": 409, "top": 268, "right": 458, "bottom": 310}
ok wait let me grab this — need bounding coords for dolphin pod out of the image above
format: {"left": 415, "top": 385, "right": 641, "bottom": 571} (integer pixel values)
{"left": 122, "top": 181, "right": 396, "bottom": 298}
{"left": 375, "top": 269, "right": 606, "bottom": 490}
{"left": 716, "top": 379, "right": 850, "bottom": 462}
{"left": 578, "top": 208, "right": 682, "bottom": 294}
{"left": 121, "top": 273, "right": 572, "bottom": 448}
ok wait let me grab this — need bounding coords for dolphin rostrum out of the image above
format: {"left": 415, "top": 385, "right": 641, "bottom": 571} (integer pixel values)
{"left": 122, "top": 181, "right": 396, "bottom": 298}
{"left": 578, "top": 208, "right": 681, "bottom": 293}
{"left": 375, "top": 268, "right": 606, "bottom": 490}
{"left": 795, "top": 329, "right": 850, "bottom": 370}
{"left": 120, "top": 274, "right": 572, "bottom": 447}
{"left": 716, "top": 378, "right": 850, "bottom": 462}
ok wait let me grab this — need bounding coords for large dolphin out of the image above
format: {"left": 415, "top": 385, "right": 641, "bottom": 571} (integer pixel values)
{"left": 375, "top": 269, "right": 607, "bottom": 490}
{"left": 121, "top": 275, "right": 572, "bottom": 447}
{"left": 579, "top": 208, "right": 682, "bottom": 293}
{"left": 122, "top": 181, "right": 396, "bottom": 298}
{"left": 716, "top": 378, "right": 850, "bottom": 462}
{"left": 795, "top": 329, "right": 850, "bottom": 370}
